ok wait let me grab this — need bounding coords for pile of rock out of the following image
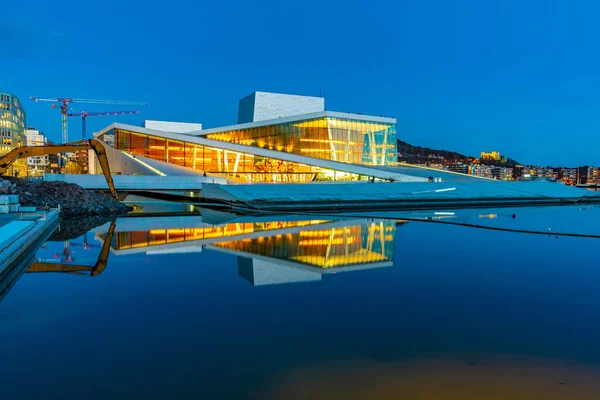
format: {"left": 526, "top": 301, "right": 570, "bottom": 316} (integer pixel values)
{"left": 0, "top": 179, "right": 18, "bottom": 194}
{"left": 10, "top": 179, "right": 132, "bottom": 218}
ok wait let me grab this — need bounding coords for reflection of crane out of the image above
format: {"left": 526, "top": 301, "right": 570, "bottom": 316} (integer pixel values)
{"left": 70, "top": 232, "right": 101, "bottom": 250}
{"left": 59, "top": 240, "right": 74, "bottom": 263}
{"left": 0, "top": 139, "right": 118, "bottom": 199}
{"left": 29, "top": 96, "right": 147, "bottom": 143}
{"left": 67, "top": 110, "right": 141, "bottom": 140}
{"left": 27, "top": 220, "right": 117, "bottom": 276}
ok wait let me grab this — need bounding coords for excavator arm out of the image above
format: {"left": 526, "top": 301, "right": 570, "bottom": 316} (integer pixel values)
{"left": 27, "top": 219, "right": 117, "bottom": 277}
{"left": 0, "top": 139, "right": 118, "bottom": 199}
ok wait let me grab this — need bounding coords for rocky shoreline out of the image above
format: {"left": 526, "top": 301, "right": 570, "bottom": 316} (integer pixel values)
{"left": 6, "top": 179, "right": 132, "bottom": 218}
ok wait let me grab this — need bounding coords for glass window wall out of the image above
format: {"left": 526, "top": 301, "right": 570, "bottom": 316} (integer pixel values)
{"left": 213, "top": 221, "right": 396, "bottom": 269}
{"left": 109, "top": 128, "right": 371, "bottom": 183}
{"left": 205, "top": 116, "right": 397, "bottom": 167}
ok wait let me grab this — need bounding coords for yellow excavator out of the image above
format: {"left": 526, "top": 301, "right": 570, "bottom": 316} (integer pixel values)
{"left": 0, "top": 139, "right": 118, "bottom": 199}
{"left": 27, "top": 219, "right": 117, "bottom": 276}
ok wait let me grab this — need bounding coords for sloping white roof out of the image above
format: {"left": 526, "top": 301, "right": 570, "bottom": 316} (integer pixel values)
{"left": 199, "top": 180, "right": 600, "bottom": 211}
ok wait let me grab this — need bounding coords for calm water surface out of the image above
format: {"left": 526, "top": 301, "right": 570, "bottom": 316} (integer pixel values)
{"left": 1, "top": 205, "right": 600, "bottom": 399}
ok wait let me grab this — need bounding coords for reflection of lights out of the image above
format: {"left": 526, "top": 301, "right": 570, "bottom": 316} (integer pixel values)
{"left": 300, "top": 229, "right": 346, "bottom": 237}
{"left": 116, "top": 220, "right": 331, "bottom": 250}
{"left": 299, "top": 149, "right": 345, "bottom": 153}
{"left": 299, "top": 238, "right": 355, "bottom": 246}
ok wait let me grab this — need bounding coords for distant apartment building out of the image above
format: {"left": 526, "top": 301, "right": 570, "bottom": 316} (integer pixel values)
{"left": 25, "top": 127, "right": 49, "bottom": 176}
{"left": 536, "top": 168, "right": 557, "bottom": 180}
{"left": 0, "top": 92, "right": 27, "bottom": 175}
{"left": 447, "top": 163, "right": 469, "bottom": 174}
{"left": 551, "top": 168, "right": 564, "bottom": 181}
{"left": 471, "top": 164, "right": 494, "bottom": 179}
{"left": 576, "top": 166, "right": 594, "bottom": 185}
{"left": 492, "top": 166, "right": 514, "bottom": 180}
{"left": 562, "top": 168, "right": 577, "bottom": 184}
{"left": 513, "top": 165, "right": 525, "bottom": 180}
{"left": 546, "top": 167, "right": 577, "bottom": 184}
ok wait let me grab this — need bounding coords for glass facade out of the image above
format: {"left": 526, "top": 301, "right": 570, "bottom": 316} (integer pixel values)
{"left": 108, "top": 128, "right": 368, "bottom": 183}
{"left": 0, "top": 92, "right": 27, "bottom": 175}
{"left": 214, "top": 220, "right": 396, "bottom": 269}
{"left": 204, "top": 116, "right": 397, "bottom": 166}
{"left": 109, "top": 220, "right": 329, "bottom": 251}
{"left": 103, "top": 218, "right": 395, "bottom": 271}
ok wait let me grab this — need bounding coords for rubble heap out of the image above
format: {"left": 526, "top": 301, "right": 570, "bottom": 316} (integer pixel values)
{"left": 0, "top": 179, "right": 18, "bottom": 194}
{"left": 12, "top": 180, "right": 132, "bottom": 218}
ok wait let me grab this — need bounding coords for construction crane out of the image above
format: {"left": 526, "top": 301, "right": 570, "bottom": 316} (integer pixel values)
{"left": 29, "top": 96, "right": 147, "bottom": 143}
{"left": 67, "top": 110, "right": 141, "bottom": 140}
{"left": 0, "top": 139, "right": 118, "bottom": 199}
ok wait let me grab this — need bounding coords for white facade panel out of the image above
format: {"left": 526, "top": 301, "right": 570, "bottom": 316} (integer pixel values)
{"left": 238, "top": 91, "right": 325, "bottom": 123}
{"left": 237, "top": 257, "right": 322, "bottom": 286}
{"left": 144, "top": 120, "right": 202, "bottom": 133}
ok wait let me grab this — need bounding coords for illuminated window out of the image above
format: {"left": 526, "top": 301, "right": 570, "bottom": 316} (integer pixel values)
{"left": 203, "top": 116, "right": 397, "bottom": 167}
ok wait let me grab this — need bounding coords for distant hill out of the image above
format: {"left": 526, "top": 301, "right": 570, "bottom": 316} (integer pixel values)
{"left": 396, "top": 139, "right": 473, "bottom": 163}
{"left": 397, "top": 139, "right": 519, "bottom": 166}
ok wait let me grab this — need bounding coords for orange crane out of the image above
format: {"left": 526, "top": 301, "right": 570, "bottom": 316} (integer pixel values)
{"left": 0, "top": 139, "right": 118, "bottom": 199}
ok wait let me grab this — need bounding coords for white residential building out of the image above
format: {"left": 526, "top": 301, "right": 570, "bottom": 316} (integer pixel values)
{"left": 25, "top": 127, "right": 49, "bottom": 176}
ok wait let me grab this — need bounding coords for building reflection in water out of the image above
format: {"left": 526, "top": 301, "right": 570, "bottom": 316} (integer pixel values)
{"left": 95, "top": 217, "right": 398, "bottom": 286}
{"left": 110, "top": 219, "right": 329, "bottom": 253}
{"left": 213, "top": 220, "right": 396, "bottom": 286}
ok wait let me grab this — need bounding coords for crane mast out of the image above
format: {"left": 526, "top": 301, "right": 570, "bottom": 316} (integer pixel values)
{"left": 30, "top": 96, "right": 147, "bottom": 170}
{"left": 30, "top": 96, "right": 147, "bottom": 143}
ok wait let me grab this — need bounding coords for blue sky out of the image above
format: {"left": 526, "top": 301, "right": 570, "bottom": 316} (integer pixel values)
{"left": 3, "top": 0, "right": 599, "bottom": 166}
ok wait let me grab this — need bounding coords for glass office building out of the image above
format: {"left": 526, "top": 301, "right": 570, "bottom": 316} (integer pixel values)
{"left": 0, "top": 92, "right": 27, "bottom": 175}
{"left": 0, "top": 92, "right": 26, "bottom": 154}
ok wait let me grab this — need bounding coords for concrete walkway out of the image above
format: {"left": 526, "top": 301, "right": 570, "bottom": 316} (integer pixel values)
{"left": 0, "top": 210, "right": 59, "bottom": 275}
{"left": 44, "top": 174, "right": 227, "bottom": 191}
{"left": 200, "top": 181, "right": 600, "bottom": 212}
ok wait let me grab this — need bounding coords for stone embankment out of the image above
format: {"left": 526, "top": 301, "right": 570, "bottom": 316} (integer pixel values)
{"left": 3, "top": 178, "right": 132, "bottom": 218}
